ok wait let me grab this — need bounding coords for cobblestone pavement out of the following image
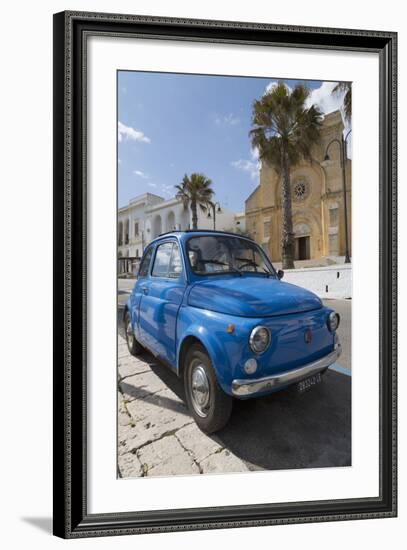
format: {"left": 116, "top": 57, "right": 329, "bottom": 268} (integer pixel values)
{"left": 117, "top": 332, "right": 250, "bottom": 477}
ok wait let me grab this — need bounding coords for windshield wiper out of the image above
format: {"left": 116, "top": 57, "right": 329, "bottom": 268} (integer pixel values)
{"left": 234, "top": 258, "right": 273, "bottom": 277}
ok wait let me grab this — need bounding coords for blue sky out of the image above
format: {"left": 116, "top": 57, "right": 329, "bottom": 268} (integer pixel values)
{"left": 118, "top": 72, "right": 346, "bottom": 211}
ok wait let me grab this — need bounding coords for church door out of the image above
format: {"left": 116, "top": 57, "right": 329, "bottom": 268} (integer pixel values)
{"left": 295, "top": 236, "right": 310, "bottom": 260}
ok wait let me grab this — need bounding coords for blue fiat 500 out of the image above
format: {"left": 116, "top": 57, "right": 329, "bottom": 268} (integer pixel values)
{"left": 124, "top": 231, "right": 341, "bottom": 433}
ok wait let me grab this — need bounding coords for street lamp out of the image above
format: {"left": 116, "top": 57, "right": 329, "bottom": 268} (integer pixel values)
{"left": 207, "top": 202, "right": 222, "bottom": 230}
{"left": 323, "top": 129, "right": 352, "bottom": 264}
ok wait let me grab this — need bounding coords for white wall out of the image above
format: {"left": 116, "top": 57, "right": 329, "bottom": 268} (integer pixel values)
{"left": 0, "top": 2, "right": 404, "bottom": 550}
{"left": 118, "top": 194, "right": 166, "bottom": 254}
{"left": 145, "top": 199, "right": 240, "bottom": 241}
{"left": 283, "top": 264, "right": 352, "bottom": 299}
{"left": 195, "top": 205, "right": 237, "bottom": 232}
{"left": 118, "top": 202, "right": 145, "bottom": 256}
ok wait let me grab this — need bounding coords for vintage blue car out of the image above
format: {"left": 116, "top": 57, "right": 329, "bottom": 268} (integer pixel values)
{"left": 124, "top": 230, "right": 341, "bottom": 433}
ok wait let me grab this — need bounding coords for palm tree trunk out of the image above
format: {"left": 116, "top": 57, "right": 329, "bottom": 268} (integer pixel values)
{"left": 281, "top": 149, "right": 295, "bottom": 269}
{"left": 191, "top": 200, "right": 198, "bottom": 230}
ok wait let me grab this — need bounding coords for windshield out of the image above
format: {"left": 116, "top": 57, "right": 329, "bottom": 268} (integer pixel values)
{"left": 186, "top": 235, "right": 276, "bottom": 276}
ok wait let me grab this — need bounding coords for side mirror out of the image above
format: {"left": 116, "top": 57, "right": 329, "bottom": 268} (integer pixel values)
{"left": 277, "top": 269, "right": 284, "bottom": 280}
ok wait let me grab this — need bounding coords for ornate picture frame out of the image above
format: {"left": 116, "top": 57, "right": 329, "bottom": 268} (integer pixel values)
{"left": 53, "top": 11, "right": 397, "bottom": 538}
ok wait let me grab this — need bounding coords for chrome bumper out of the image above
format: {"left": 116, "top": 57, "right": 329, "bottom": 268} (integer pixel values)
{"left": 231, "top": 343, "right": 342, "bottom": 397}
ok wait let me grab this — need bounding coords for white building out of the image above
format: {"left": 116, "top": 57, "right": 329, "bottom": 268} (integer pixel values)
{"left": 118, "top": 192, "right": 243, "bottom": 257}
{"left": 234, "top": 212, "right": 246, "bottom": 232}
{"left": 118, "top": 193, "right": 164, "bottom": 258}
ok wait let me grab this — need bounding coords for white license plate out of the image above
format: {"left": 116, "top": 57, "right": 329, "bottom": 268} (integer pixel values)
{"left": 297, "top": 372, "right": 322, "bottom": 393}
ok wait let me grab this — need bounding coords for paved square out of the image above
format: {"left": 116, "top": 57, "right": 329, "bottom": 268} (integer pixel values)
{"left": 118, "top": 332, "right": 248, "bottom": 477}
{"left": 117, "top": 302, "right": 351, "bottom": 478}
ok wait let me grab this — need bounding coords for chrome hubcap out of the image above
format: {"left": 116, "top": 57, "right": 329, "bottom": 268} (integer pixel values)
{"left": 190, "top": 363, "right": 210, "bottom": 417}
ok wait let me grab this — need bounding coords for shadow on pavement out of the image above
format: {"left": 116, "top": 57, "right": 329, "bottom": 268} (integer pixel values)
{"left": 216, "top": 369, "right": 351, "bottom": 470}
{"left": 120, "top": 378, "right": 189, "bottom": 416}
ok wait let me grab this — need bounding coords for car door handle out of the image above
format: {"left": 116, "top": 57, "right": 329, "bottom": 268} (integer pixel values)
{"left": 141, "top": 286, "right": 149, "bottom": 295}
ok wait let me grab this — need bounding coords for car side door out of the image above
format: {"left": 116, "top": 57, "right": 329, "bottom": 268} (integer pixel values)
{"left": 138, "top": 240, "right": 186, "bottom": 367}
{"left": 131, "top": 246, "right": 154, "bottom": 345}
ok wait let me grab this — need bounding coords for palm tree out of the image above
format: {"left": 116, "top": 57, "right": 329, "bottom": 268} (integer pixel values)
{"left": 175, "top": 173, "right": 214, "bottom": 230}
{"left": 250, "top": 82, "right": 323, "bottom": 269}
{"left": 332, "top": 82, "right": 351, "bottom": 122}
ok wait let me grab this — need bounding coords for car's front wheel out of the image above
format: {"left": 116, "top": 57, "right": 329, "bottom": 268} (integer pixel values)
{"left": 184, "top": 343, "right": 233, "bottom": 434}
{"left": 124, "top": 311, "right": 142, "bottom": 356}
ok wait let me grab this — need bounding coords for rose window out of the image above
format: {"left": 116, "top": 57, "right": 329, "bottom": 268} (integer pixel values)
{"left": 292, "top": 179, "right": 310, "bottom": 201}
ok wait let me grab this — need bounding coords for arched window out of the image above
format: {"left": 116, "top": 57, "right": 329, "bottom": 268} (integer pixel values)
{"left": 166, "top": 211, "right": 176, "bottom": 232}
{"left": 153, "top": 215, "right": 162, "bottom": 238}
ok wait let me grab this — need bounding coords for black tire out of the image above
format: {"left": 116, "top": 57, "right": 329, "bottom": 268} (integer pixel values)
{"left": 124, "top": 311, "right": 142, "bottom": 356}
{"left": 184, "top": 343, "right": 233, "bottom": 434}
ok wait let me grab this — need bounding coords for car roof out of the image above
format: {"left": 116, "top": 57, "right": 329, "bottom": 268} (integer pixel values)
{"left": 149, "top": 230, "right": 255, "bottom": 245}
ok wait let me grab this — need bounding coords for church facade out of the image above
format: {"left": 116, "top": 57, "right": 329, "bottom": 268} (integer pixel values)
{"left": 245, "top": 110, "right": 351, "bottom": 263}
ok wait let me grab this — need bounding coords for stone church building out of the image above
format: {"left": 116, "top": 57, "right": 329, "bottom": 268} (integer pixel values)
{"left": 245, "top": 110, "right": 351, "bottom": 263}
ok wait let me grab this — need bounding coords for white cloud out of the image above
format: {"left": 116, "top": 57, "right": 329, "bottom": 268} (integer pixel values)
{"left": 118, "top": 121, "right": 151, "bottom": 143}
{"left": 159, "top": 183, "right": 175, "bottom": 198}
{"left": 305, "top": 82, "right": 352, "bottom": 158}
{"left": 306, "top": 82, "right": 352, "bottom": 152}
{"left": 214, "top": 113, "right": 240, "bottom": 126}
{"left": 133, "top": 170, "right": 148, "bottom": 179}
{"left": 231, "top": 149, "right": 260, "bottom": 181}
{"left": 264, "top": 80, "right": 347, "bottom": 119}
{"left": 264, "top": 81, "right": 292, "bottom": 96}
{"left": 305, "top": 81, "right": 344, "bottom": 115}
{"left": 251, "top": 147, "right": 260, "bottom": 162}
{"left": 145, "top": 182, "right": 173, "bottom": 197}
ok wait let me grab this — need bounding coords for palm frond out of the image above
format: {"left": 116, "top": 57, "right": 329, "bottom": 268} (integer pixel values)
{"left": 175, "top": 172, "right": 215, "bottom": 217}
{"left": 250, "top": 82, "right": 322, "bottom": 172}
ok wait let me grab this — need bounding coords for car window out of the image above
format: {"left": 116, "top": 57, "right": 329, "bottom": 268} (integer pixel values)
{"left": 168, "top": 244, "right": 183, "bottom": 278}
{"left": 152, "top": 242, "right": 174, "bottom": 277}
{"left": 186, "top": 235, "right": 275, "bottom": 276}
{"left": 138, "top": 247, "right": 153, "bottom": 277}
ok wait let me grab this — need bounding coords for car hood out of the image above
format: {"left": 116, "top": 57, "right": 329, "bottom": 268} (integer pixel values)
{"left": 188, "top": 276, "right": 322, "bottom": 317}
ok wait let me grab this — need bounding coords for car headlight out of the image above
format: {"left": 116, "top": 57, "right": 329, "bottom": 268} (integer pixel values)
{"left": 249, "top": 326, "right": 271, "bottom": 353}
{"left": 328, "top": 311, "right": 340, "bottom": 332}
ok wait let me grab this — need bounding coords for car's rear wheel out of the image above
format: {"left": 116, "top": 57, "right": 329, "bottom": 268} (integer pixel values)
{"left": 184, "top": 343, "right": 233, "bottom": 434}
{"left": 124, "top": 311, "right": 142, "bottom": 356}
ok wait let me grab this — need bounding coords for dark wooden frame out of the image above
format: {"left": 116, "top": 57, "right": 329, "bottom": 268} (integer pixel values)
{"left": 53, "top": 10, "right": 397, "bottom": 538}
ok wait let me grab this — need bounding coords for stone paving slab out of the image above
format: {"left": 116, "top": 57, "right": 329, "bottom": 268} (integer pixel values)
{"left": 175, "top": 422, "right": 223, "bottom": 464}
{"left": 118, "top": 343, "right": 130, "bottom": 360}
{"left": 120, "top": 388, "right": 193, "bottom": 456}
{"left": 119, "top": 370, "right": 169, "bottom": 401}
{"left": 200, "top": 449, "right": 249, "bottom": 474}
{"left": 118, "top": 355, "right": 151, "bottom": 380}
{"left": 137, "top": 435, "right": 200, "bottom": 477}
{"left": 119, "top": 451, "right": 143, "bottom": 478}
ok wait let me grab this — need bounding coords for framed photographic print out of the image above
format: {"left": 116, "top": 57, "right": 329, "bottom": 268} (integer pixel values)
{"left": 53, "top": 10, "right": 397, "bottom": 538}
